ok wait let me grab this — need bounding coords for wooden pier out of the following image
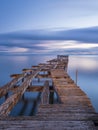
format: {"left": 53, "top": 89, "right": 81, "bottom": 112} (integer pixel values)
{"left": 0, "top": 55, "right": 98, "bottom": 130}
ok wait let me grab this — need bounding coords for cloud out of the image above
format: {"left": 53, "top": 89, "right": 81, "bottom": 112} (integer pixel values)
{"left": 57, "top": 26, "right": 98, "bottom": 43}
{"left": 0, "top": 46, "right": 28, "bottom": 53}
{"left": 1, "top": 26, "right": 98, "bottom": 42}
{"left": 0, "top": 26, "right": 98, "bottom": 55}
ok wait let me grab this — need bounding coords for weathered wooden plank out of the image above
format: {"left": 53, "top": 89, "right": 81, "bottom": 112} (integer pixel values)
{"left": 0, "top": 76, "right": 31, "bottom": 116}
{"left": 0, "top": 66, "right": 45, "bottom": 116}
{"left": 22, "top": 68, "right": 33, "bottom": 73}
{"left": 0, "top": 72, "right": 34, "bottom": 98}
{"left": 0, "top": 77, "right": 21, "bottom": 98}
{"left": 0, "top": 121, "right": 96, "bottom": 130}
{"left": 27, "top": 86, "right": 43, "bottom": 92}
{"left": 41, "top": 81, "right": 50, "bottom": 105}
{"left": 10, "top": 86, "right": 44, "bottom": 93}
{"left": 38, "top": 104, "right": 95, "bottom": 113}
{"left": 10, "top": 74, "right": 24, "bottom": 78}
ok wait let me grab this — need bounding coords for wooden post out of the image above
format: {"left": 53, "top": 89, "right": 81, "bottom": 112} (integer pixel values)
{"left": 5, "top": 92, "right": 8, "bottom": 100}
{"left": 41, "top": 81, "right": 49, "bottom": 104}
{"left": 49, "top": 91, "right": 54, "bottom": 104}
{"left": 22, "top": 93, "right": 25, "bottom": 100}
{"left": 76, "top": 69, "right": 78, "bottom": 85}
{"left": 38, "top": 77, "right": 40, "bottom": 82}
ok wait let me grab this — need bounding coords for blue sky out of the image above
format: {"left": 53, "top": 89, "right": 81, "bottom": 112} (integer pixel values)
{"left": 0, "top": 0, "right": 98, "bottom": 33}
{"left": 0, "top": 0, "right": 98, "bottom": 55}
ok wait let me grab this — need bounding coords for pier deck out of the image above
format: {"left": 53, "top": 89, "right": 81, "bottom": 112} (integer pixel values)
{"left": 0, "top": 55, "right": 98, "bottom": 130}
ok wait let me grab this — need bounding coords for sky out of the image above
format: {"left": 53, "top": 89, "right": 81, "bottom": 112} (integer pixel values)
{"left": 0, "top": 0, "right": 98, "bottom": 55}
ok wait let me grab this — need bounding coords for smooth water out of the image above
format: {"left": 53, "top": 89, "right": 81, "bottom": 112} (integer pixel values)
{"left": 68, "top": 55, "right": 98, "bottom": 112}
{"left": 0, "top": 55, "right": 98, "bottom": 114}
{"left": 0, "top": 55, "right": 55, "bottom": 86}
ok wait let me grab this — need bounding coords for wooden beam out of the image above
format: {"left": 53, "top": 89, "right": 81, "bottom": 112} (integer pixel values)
{"left": 0, "top": 66, "right": 45, "bottom": 116}
{"left": 10, "top": 86, "right": 44, "bottom": 93}
{"left": 0, "top": 75, "right": 32, "bottom": 116}
{"left": 0, "top": 78, "right": 21, "bottom": 98}
{"left": 27, "top": 86, "right": 43, "bottom": 92}
{"left": 41, "top": 81, "right": 50, "bottom": 105}
{"left": 10, "top": 74, "right": 24, "bottom": 79}
{"left": 22, "top": 68, "right": 33, "bottom": 73}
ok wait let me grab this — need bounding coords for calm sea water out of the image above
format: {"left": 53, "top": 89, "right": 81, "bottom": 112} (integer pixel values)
{"left": 0, "top": 55, "right": 98, "bottom": 114}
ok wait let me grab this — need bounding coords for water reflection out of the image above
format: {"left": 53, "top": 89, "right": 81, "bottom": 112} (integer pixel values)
{"left": 68, "top": 55, "right": 98, "bottom": 112}
{"left": 10, "top": 92, "right": 41, "bottom": 116}
{"left": 9, "top": 91, "right": 58, "bottom": 116}
{"left": 68, "top": 56, "right": 98, "bottom": 71}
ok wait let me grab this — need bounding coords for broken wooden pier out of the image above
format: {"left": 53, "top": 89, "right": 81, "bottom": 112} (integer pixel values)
{"left": 0, "top": 55, "right": 98, "bottom": 130}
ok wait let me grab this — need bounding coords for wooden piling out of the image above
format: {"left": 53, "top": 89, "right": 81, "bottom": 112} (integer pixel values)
{"left": 41, "top": 81, "right": 49, "bottom": 105}
{"left": 76, "top": 69, "right": 78, "bottom": 85}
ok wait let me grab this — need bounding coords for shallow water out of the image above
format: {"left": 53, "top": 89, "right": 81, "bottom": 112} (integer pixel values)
{"left": 0, "top": 55, "right": 98, "bottom": 114}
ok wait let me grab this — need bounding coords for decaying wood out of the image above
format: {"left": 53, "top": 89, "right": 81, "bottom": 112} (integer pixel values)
{"left": 41, "top": 81, "right": 49, "bottom": 104}
{"left": 0, "top": 66, "right": 45, "bottom": 116}
{"left": 27, "top": 86, "right": 43, "bottom": 92}
{"left": 0, "top": 77, "right": 21, "bottom": 98}
{"left": 0, "top": 55, "right": 98, "bottom": 129}
{"left": 0, "top": 75, "right": 32, "bottom": 116}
